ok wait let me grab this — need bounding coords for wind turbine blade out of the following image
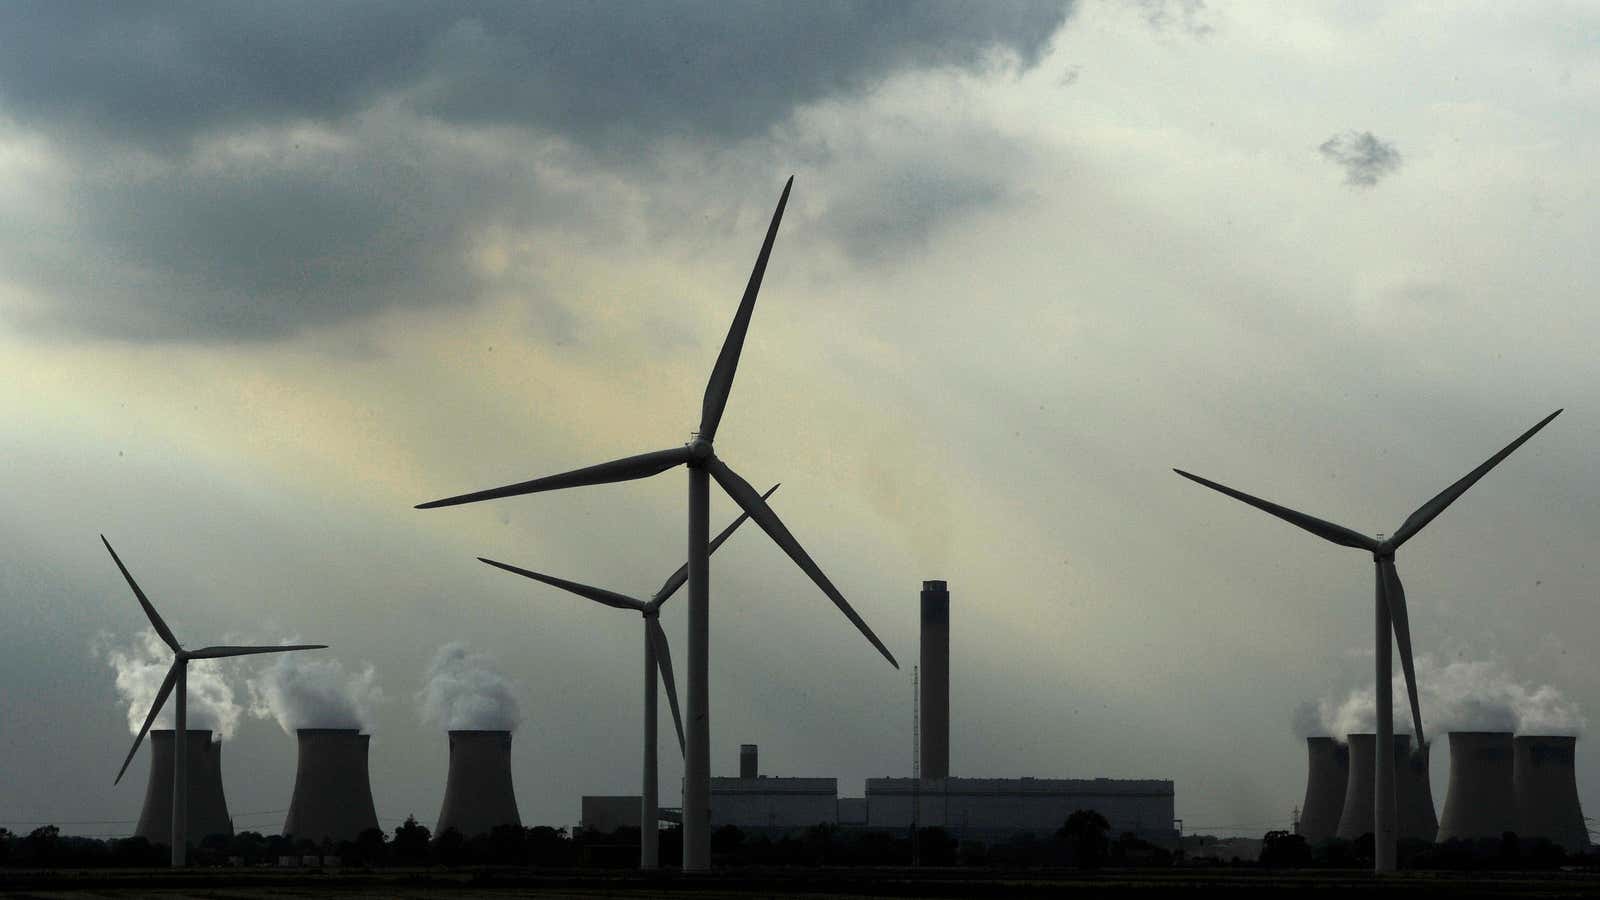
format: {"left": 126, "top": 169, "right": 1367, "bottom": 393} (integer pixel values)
{"left": 1390, "top": 409, "right": 1563, "bottom": 548}
{"left": 187, "top": 644, "right": 327, "bottom": 660}
{"left": 478, "top": 557, "right": 647, "bottom": 612}
{"left": 648, "top": 618, "right": 686, "bottom": 757}
{"left": 417, "top": 447, "right": 693, "bottom": 510}
{"left": 1171, "top": 470, "right": 1379, "bottom": 552}
{"left": 114, "top": 662, "right": 179, "bottom": 785}
{"left": 1381, "top": 559, "right": 1425, "bottom": 747}
{"left": 653, "top": 483, "right": 780, "bottom": 607}
{"left": 708, "top": 457, "right": 899, "bottom": 669}
{"left": 101, "top": 536, "right": 181, "bottom": 652}
{"left": 699, "top": 177, "right": 793, "bottom": 443}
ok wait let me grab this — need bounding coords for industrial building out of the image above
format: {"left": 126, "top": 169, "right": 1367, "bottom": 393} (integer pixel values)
{"left": 862, "top": 777, "right": 1175, "bottom": 840}
{"left": 578, "top": 579, "right": 1179, "bottom": 844}
{"left": 134, "top": 730, "right": 232, "bottom": 844}
{"left": 282, "top": 729, "right": 380, "bottom": 845}
{"left": 435, "top": 730, "right": 521, "bottom": 838}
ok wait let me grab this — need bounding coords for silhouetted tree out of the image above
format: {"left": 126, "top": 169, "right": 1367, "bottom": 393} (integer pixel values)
{"left": 392, "top": 815, "right": 431, "bottom": 862}
{"left": 1259, "top": 830, "right": 1311, "bottom": 867}
{"left": 526, "top": 825, "right": 572, "bottom": 866}
{"left": 712, "top": 824, "right": 746, "bottom": 857}
{"left": 433, "top": 826, "right": 466, "bottom": 866}
{"left": 1058, "top": 810, "right": 1110, "bottom": 869}
{"left": 24, "top": 825, "right": 61, "bottom": 866}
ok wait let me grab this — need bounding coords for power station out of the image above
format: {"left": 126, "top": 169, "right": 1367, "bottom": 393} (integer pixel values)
{"left": 582, "top": 579, "right": 1178, "bottom": 845}
{"left": 1295, "top": 730, "right": 1587, "bottom": 850}
{"left": 282, "top": 729, "right": 381, "bottom": 845}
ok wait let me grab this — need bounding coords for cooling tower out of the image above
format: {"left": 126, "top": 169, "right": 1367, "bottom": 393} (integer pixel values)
{"left": 1438, "top": 731, "right": 1515, "bottom": 843}
{"left": 435, "top": 730, "right": 521, "bottom": 838}
{"left": 282, "top": 729, "right": 380, "bottom": 845}
{"left": 920, "top": 580, "right": 949, "bottom": 781}
{"left": 1395, "top": 737, "right": 1438, "bottom": 842}
{"left": 1513, "top": 735, "right": 1589, "bottom": 853}
{"left": 133, "top": 730, "right": 233, "bottom": 845}
{"left": 1336, "top": 734, "right": 1435, "bottom": 841}
{"left": 740, "top": 744, "right": 758, "bottom": 779}
{"left": 1296, "top": 737, "right": 1348, "bottom": 843}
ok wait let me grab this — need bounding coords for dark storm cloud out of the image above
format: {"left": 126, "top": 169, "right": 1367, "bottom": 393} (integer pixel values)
{"left": 0, "top": 1, "right": 1074, "bottom": 150}
{"left": 1319, "top": 130, "right": 1402, "bottom": 187}
{"left": 0, "top": 1, "right": 1074, "bottom": 342}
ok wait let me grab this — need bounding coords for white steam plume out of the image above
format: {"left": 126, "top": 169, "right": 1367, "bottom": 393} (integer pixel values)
{"left": 1294, "top": 655, "right": 1585, "bottom": 739}
{"left": 97, "top": 630, "right": 241, "bottom": 740}
{"left": 248, "top": 652, "right": 384, "bottom": 734}
{"left": 417, "top": 642, "right": 521, "bottom": 732}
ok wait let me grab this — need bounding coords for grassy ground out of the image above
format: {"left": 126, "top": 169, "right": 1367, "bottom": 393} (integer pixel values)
{"left": 4, "top": 866, "right": 1600, "bottom": 899}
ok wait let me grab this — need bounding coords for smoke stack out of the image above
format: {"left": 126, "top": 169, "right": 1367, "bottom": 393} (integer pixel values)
{"left": 1513, "top": 735, "right": 1589, "bottom": 853}
{"left": 920, "top": 579, "right": 949, "bottom": 781}
{"left": 282, "top": 729, "right": 380, "bottom": 845}
{"left": 1296, "top": 737, "right": 1348, "bottom": 843}
{"left": 133, "top": 730, "right": 232, "bottom": 845}
{"left": 435, "top": 730, "right": 521, "bottom": 838}
{"left": 1438, "top": 731, "right": 1515, "bottom": 843}
{"left": 1335, "top": 733, "right": 1435, "bottom": 841}
{"left": 740, "top": 744, "right": 758, "bottom": 779}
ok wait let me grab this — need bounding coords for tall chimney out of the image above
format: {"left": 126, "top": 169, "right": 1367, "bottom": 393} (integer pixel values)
{"left": 282, "top": 729, "right": 380, "bottom": 845}
{"left": 739, "top": 744, "right": 758, "bottom": 779}
{"left": 920, "top": 580, "right": 949, "bottom": 781}
{"left": 1513, "top": 735, "right": 1589, "bottom": 853}
{"left": 1296, "top": 737, "right": 1348, "bottom": 843}
{"left": 133, "top": 730, "right": 232, "bottom": 845}
{"left": 1336, "top": 733, "right": 1435, "bottom": 841}
{"left": 434, "top": 730, "right": 521, "bottom": 838}
{"left": 1437, "top": 731, "right": 1515, "bottom": 843}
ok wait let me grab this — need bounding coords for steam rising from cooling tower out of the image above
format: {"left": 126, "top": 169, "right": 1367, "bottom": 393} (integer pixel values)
{"left": 1300, "top": 656, "right": 1584, "bottom": 738}
{"left": 417, "top": 642, "right": 521, "bottom": 732}
{"left": 248, "top": 653, "right": 383, "bottom": 734}
{"left": 100, "top": 630, "right": 241, "bottom": 739}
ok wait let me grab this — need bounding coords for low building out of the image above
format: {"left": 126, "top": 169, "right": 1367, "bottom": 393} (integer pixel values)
{"left": 709, "top": 776, "right": 837, "bottom": 833}
{"left": 864, "top": 777, "right": 1176, "bottom": 843}
{"left": 580, "top": 795, "right": 642, "bottom": 833}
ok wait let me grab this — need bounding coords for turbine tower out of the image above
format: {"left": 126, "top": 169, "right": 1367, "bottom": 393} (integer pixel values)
{"left": 103, "top": 536, "right": 326, "bottom": 867}
{"left": 417, "top": 177, "right": 899, "bottom": 869}
{"left": 1173, "top": 409, "right": 1559, "bottom": 872}
{"left": 477, "top": 483, "right": 777, "bottom": 869}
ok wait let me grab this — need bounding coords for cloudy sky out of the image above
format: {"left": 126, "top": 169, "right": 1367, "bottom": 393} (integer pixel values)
{"left": 3, "top": 1, "right": 1598, "bottom": 841}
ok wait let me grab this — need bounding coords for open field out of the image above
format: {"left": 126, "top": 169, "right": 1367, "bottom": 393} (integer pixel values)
{"left": 4, "top": 867, "right": 1600, "bottom": 899}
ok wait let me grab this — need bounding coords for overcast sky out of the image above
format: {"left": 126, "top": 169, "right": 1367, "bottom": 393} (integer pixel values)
{"left": 3, "top": 1, "right": 1598, "bottom": 841}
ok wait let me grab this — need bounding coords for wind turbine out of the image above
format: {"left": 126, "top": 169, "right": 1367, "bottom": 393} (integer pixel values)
{"left": 1174, "top": 409, "right": 1560, "bottom": 872}
{"left": 103, "top": 536, "right": 326, "bottom": 867}
{"left": 478, "top": 483, "right": 776, "bottom": 869}
{"left": 417, "top": 177, "right": 899, "bottom": 869}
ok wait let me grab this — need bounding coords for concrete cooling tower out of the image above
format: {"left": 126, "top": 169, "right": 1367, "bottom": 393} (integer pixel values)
{"left": 1296, "top": 737, "right": 1348, "bottom": 843}
{"left": 1513, "top": 735, "right": 1589, "bottom": 853}
{"left": 435, "top": 730, "right": 522, "bottom": 838}
{"left": 134, "top": 730, "right": 232, "bottom": 845}
{"left": 282, "top": 729, "right": 380, "bottom": 845}
{"left": 1438, "top": 731, "right": 1515, "bottom": 843}
{"left": 1336, "top": 733, "right": 1436, "bottom": 841}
